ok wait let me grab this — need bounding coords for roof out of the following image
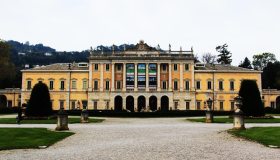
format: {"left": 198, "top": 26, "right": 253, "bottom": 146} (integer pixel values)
{"left": 195, "top": 64, "right": 262, "bottom": 73}
{"left": 22, "top": 63, "right": 88, "bottom": 72}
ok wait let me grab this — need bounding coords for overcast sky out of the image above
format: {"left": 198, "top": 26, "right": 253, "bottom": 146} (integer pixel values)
{"left": 1, "top": 0, "right": 280, "bottom": 65}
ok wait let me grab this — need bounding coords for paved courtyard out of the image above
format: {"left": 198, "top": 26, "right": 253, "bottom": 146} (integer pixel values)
{"left": 0, "top": 117, "right": 280, "bottom": 160}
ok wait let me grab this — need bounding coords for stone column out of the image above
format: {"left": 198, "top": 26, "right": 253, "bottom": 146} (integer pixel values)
{"left": 157, "top": 97, "right": 161, "bottom": 110}
{"left": 168, "top": 63, "right": 172, "bottom": 91}
{"left": 146, "top": 63, "right": 149, "bottom": 91}
{"left": 111, "top": 63, "right": 115, "bottom": 91}
{"left": 180, "top": 63, "right": 183, "bottom": 91}
{"left": 157, "top": 63, "right": 161, "bottom": 91}
{"left": 134, "top": 63, "right": 138, "bottom": 91}
{"left": 134, "top": 97, "right": 138, "bottom": 112}
{"left": 123, "top": 63, "right": 126, "bottom": 91}
{"left": 100, "top": 63, "right": 103, "bottom": 91}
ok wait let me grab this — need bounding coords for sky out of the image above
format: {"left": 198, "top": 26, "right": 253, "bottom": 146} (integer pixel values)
{"left": 1, "top": 0, "right": 280, "bottom": 65}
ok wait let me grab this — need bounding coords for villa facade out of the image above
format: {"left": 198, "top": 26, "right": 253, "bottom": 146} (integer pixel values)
{"left": 13, "top": 41, "right": 278, "bottom": 111}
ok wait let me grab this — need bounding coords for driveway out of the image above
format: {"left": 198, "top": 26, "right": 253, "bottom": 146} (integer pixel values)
{"left": 0, "top": 117, "right": 279, "bottom": 160}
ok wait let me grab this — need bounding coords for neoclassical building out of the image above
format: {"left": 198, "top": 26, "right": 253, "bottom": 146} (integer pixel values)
{"left": 18, "top": 41, "right": 279, "bottom": 111}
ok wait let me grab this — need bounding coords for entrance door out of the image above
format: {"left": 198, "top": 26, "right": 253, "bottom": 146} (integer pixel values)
{"left": 161, "top": 96, "right": 169, "bottom": 111}
{"left": 137, "top": 96, "right": 146, "bottom": 112}
{"left": 149, "top": 96, "right": 157, "bottom": 111}
{"left": 126, "top": 96, "right": 134, "bottom": 112}
{"left": 114, "top": 96, "right": 123, "bottom": 111}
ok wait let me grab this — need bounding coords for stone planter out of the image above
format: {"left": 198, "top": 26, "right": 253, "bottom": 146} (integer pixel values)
{"left": 55, "top": 109, "right": 69, "bottom": 131}
{"left": 81, "top": 109, "right": 89, "bottom": 123}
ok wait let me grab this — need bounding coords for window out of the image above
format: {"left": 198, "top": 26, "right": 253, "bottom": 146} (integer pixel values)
{"left": 94, "top": 80, "right": 98, "bottom": 90}
{"left": 106, "top": 64, "right": 110, "bottom": 71}
{"left": 197, "top": 101, "right": 201, "bottom": 110}
{"left": 220, "top": 101, "right": 224, "bottom": 110}
{"left": 106, "top": 101, "right": 109, "bottom": 110}
{"left": 116, "top": 81, "right": 121, "bottom": 89}
{"left": 71, "top": 101, "right": 75, "bottom": 110}
{"left": 271, "top": 102, "right": 275, "bottom": 109}
{"left": 117, "top": 64, "right": 122, "bottom": 71}
{"left": 49, "top": 81, "right": 54, "bottom": 90}
{"left": 231, "top": 101, "right": 235, "bottom": 110}
{"left": 174, "top": 81, "right": 178, "bottom": 90}
{"left": 27, "top": 81, "right": 32, "bottom": 90}
{"left": 8, "top": 101, "right": 12, "bottom": 107}
{"left": 94, "top": 101, "right": 98, "bottom": 110}
{"left": 105, "top": 81, "right": 110, "bottom": 90}
{"left": 219, "top": 81, "right": 223, "bottom": 90}
{"left": 230, "top": 81, "right": 234, "bottom": 91}
{"left": 185, "top": 64, "right": 189, "bottom": 71}
{"left": 196, "top": 81, "right": 201, "bottom": 90}
{"left": 59, "top": 101, "right": 64, "bottom": 109}
{"left": 185, "top": 81, "right": 190, "bottom": 90}
{"left": 94, "top": 64, "right": 98, "bottom": 71}
{"left": 207, "top": 81, "right": 212, "bottom": 90}
{"left": 162, "top": 64, "right": 167, "bottom": 71}
{"left": 174, "top": 102, "right": 178, "bottom": 110}
{"left": 82, "top": 80, "right": 87, "bottom": 89}
{"left": 162, "top": 81, "right": 167, "bottom": 89}
{"left": 60, "top": 81, "right": 65, "bottom": 90}
{"left": 174, "top": 64, "right": 178, "bottom": 71}
{"left": 186, "top": 101, "right": 190, "bottom": 110}
{"left": 72, "top": 80, "right": 77, "bottom": 89}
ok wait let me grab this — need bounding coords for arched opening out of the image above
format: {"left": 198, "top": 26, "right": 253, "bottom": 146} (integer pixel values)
{"left": 137, "top": 96, "right": 146, "bottom": 112}
{"left": 114, "top": 96, "right": 123, "bottom": 111}
{"left": 276, "top": 96, "right": 280, "bottom": 110}
{"left": 149, "top": 96, "right": 157, "bottom": 111}
{"left": 126, "top": 96, "right": 134, "bottom": 112}
{"left": 0, "top": 95, "right": 7, "bottom": 108}
{"left": 161, "top": 96, "right": 169, "bottom": 111}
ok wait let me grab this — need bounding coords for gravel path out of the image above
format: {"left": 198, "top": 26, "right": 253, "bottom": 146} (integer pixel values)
{"left": 0, "top": 118, "right": 279, "bottom": 160}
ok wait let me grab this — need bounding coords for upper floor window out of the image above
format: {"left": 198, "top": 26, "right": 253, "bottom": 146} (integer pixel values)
{"left": 174, "top": 64, "right": 178, "bottom": 71}
{"left": 207, "top": 81, "right": 212, "bottom": 90}
{"left": 82, "top": 80, "right": 87, "bottom": 89}
{"left": 105, "top": 81, "right": 110, "bottom": 90}
{"left": 185, "top": 81, "right": 190, "bottom": 90}
{"left": 219, "top": 81, "right": 223, "bottom": 90}
{"left": 162, "top": 64, "right": 167, "bottom": 71}
{"left": 27, "top": 81, "right": 32, "bottom": 90}
{"left": 105, "top": 64, "right": 110, "bottom": 71}
{"left": 174, "top": 81, "right": 178, "bottom": 90}
{"left": 49, "top": 81, "right": 54, "bottom": 90}
{"left": 72, "top": 80, "right": 77, "bottom": 89}
{"left": 162, "top": 81, "right": 167, "bottom": 89}
{"left": 230, "top": 81, "right": 234, "bottom": 91}
{"left": 94, "top": 64, "right": 98, "bottom": 71}
{"left": 60, "top": 81, "right": 65, "bottom": 90}
{"left": 185, "top": 64, "right": 189, "bottom": 71}
{"left": 196, "top": 81, "right": 201, "bottom": 90}
{"left": 94, "top": 80, "right": 98, "bottom": 90}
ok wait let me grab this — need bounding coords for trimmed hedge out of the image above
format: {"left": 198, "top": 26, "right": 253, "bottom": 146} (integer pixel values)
{"left": 0, "top": 107, "right": 19, "bottom": 114}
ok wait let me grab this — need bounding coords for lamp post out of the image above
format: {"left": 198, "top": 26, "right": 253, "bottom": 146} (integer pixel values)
{"left": 233, "top": 96, "right": 245, "bottom": 130}
{"left": 205, "top": 98, "right": 213, "bottom": 123}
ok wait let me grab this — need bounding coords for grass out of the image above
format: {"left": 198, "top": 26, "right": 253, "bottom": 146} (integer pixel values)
{"left": 187, "top": 117, "right": 280, "bottom": 123}
{"left": 0, "top": 128, "right": 74, "bottom": 150}
{"left": 0, "top": 117, "right": 104, "bottom": 124}
{"left": 228, "top": 127, "right": 280, "bottom": 148}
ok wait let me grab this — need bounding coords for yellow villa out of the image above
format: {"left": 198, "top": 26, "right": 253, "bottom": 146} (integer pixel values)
{"left": 1, "top": 41, "right": 279, "bottom": 111}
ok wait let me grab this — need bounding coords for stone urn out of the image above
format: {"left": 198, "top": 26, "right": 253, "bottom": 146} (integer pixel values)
{"left": 205, "top": 98, "right": 213, "bottom": 123}
{"left": 55, "top": 108, "right": 69, "bottom": 131}
{"left": 81, "top": 109, "right": 89, "bottom": 123}
{"left": 233, "top": 96, "right": 245, "bottom": 130}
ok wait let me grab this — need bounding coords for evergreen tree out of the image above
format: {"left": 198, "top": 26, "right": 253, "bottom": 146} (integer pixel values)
{"left": 238, "top": 57, "right": 253, "bottom": 69}
{"left": 26, "top": 82, "right": 53, "bottom": 117}
{"left": 215, "top": 44, "right": 232, "bottom": 64}
{"left": 239, "top": 80, "right": 264, "bottom": 117}
{"left": 262, "top": 61, "right": 280, "bottom": 90}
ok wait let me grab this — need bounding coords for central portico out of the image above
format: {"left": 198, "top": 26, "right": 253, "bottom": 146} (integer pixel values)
{"left": 87, "top": 40, "right": 195, "bottom": 111}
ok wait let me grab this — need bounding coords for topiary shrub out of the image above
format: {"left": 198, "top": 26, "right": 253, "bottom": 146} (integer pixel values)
{"left": 239, "top": 80, "right": 264, "bottom": 117}
{"left": 25, "top": 82, "right": 53, "bottom": 117}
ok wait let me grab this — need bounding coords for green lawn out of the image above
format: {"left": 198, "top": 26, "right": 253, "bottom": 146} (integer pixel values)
{"left": 187, "top": 117, "right": 280, "bottom": 123}
{"left": 0, "top": 128, "right": 74, "bottom": 150}
{"left": 228, "top": 127, "right": 280, "bottom": 148}
{"left": 0, "top": 118, "right": 104, "bottom": 124}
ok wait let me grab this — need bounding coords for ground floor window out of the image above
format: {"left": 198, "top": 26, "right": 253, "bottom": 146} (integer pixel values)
{"left": 220, "top": 101, "right": 224, "bottom": 110}
{"left": 71, "top": 101, "right": 76, "bottom": 110}
{"left": 231, "top": 101, "right": 235, "bottom": 110}
{"left": 186, "top": 101, "right": 190, "bottom": 110}
{"left": 93, "top": 101, "right": 98, "bottom": 110}
{"left": 59, "top": 100, "right": 64, "bottom": 109}
{"left": 174, "top": 101, "right": 178, "bottom": 110}
{"left": 106, "top": 101, "right": 109, "bottom": 110}
{"left": 271, "top": 102, "right": 275, "bottom": 108}
{"left": 196, "top": 101, "right": 201, "bottom": 110}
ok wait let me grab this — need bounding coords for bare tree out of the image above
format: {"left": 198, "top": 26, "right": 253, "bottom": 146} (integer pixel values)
{"left": 201, "top": 53, "right": 217, "bottom": 64}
